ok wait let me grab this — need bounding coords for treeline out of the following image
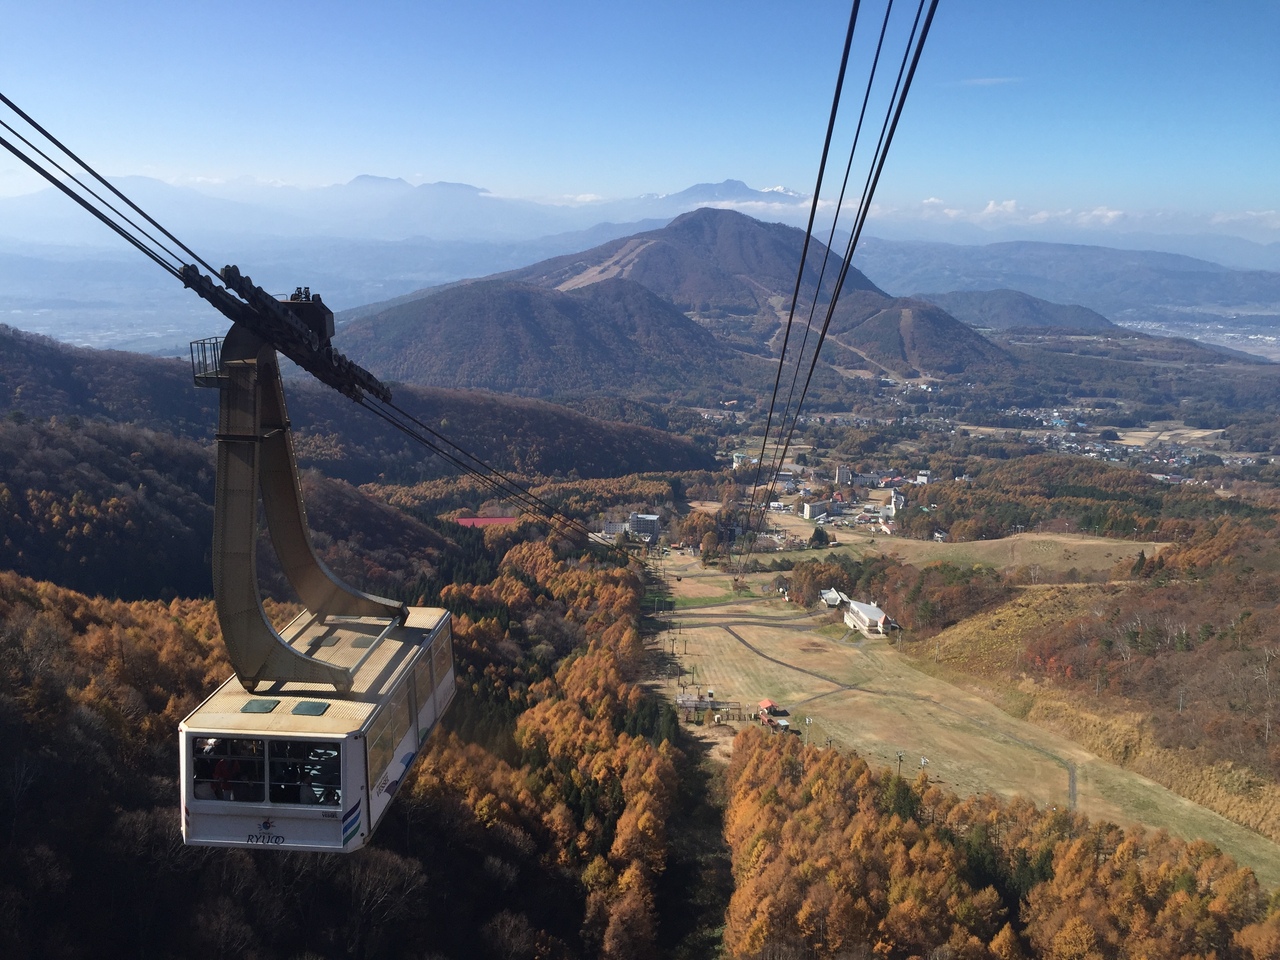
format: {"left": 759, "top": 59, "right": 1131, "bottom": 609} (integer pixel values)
{"left": 786, "top": 553, "right": 1012, "bottom": 632}
{"left": 0, "top": 514, "right": 721, "bottom": 958}
{"left": 0, "top": 416, "right": 450, "bottom": 603}
{"left": 0, "top": 324, "right": 715, "bottom": 490}
{"left": 723, "top": 726, "right": 1280, "bottom": 959}
{"left": 897, "top": 455, "right": 1265, "bottom": 543}
{"left": 366, "top": 472, "right": 686, "bottom": 527}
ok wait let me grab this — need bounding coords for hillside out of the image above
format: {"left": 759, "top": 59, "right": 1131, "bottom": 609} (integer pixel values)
{"left": 340, "top": 275, "right": 777, "bottom": 403}
{"left": 503, "top": 206, "right": 883, "bottom": 323}
{"left": 0, "top": 324, "right": 715, "bottom": 484}
{"left": 342, "top": 209, "right": 1013, "bottom": 386}
{"left": 0, "top": 416, "right": 450, "bottom": 602}
{"left": 292, "top": 382, "right": 719, "bottom": 483}
{"left": 826, "top": 290, "right": 1013, "bottom": 377}
{"left": 918, "top": 288, "right": 1118, "bottom": 331}
{"left": 0, "top": 324, "right": 215, "bottom": 437}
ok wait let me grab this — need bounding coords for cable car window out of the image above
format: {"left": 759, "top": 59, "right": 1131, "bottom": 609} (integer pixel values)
{"left": 413, "top": 654, "right": 434, "bottom": 701}
{"left": 192, "top": 737, "right": 265, "bottom": 802}
{"left": 368, "top": 683, "right": 413, "bottom": 785}
{"left": 268, "top": 740, "right": 341, "bottom": 806}
{"left": 432, "top": 629, "right": 452, "bottom": 686}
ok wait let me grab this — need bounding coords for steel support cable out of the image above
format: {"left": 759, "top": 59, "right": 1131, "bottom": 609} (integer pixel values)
{"left": 364, "top": 407, "right": 545, "bottom": 517}
{"left": 766, "top": 0, "right": 896, "bottom": 481}
{"left": 741, "top": 0, "right": 903, "bottom": 568}
{"left": 362, "top": 399, "right": 551, "bottom": 512}
{"left": 744, "top": 0, "right": 862, "bottom": 514}
{"left": 0, "top": 91, "right": 224, "bottom": 281}
{"left": 381, "top": 395, "right": 641, "bottom": 558}
{"left": 357, "top": 400, "right": 574, "bottom": 529}
{"left": 0, "top": 131, "right": 183, "bottom": 280}
{"left": 747, "top": 0, "right": 899, "bottom": 556}
{"left": 0, "top": 116, "right": 189, "bottom": 272}
{"left": 765, "top": 0, "right": 939, "bottom": 509}
{"left": 369, "top": 400, "right": 638, "bottom": 568}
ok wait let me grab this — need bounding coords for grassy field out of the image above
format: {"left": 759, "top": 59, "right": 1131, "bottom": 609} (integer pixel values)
{"left": 658, "top": 552, "right": 1280, "bottom": 889}
{"left": 1114, "top": 420, "right": 1227, "bottom": 449}
{"left": 785, "top": 528, "right": 1159, "bottom": 576}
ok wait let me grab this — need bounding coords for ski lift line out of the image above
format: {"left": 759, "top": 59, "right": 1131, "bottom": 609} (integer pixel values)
{"left": 0, "top": 90, "right": 223, "bottom": 280}
{"left": 0, "top": 130, "right": 184, "bottom": 281}
{"left": 0, "top": 116, "right": 190, "bottom": 274}
{"left": 745, "top": 0, "right": 862, "bottom": 515}
{"left": 760, "top": 0, "right": 938, "bottom": 525}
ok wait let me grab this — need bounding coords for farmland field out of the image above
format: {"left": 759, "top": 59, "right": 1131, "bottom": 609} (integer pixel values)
{"left": 657, "top": 547, "right": 1280, "bottom": 889}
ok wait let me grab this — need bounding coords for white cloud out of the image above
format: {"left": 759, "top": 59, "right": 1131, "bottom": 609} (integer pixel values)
{"left": 1210, "top": 209, "right": 1280, "bottom": 230}
{"left": 1074, "top": 206, "right": 1126, "bottom": 226}
{"left": 979, "top": 199, "right": 1020, "bottom": 218}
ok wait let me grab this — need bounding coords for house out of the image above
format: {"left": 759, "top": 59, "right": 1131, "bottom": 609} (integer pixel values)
{"left": 820, "top": 588, "right": 848, "bottom": 607}
{"left": 845, "top": 600, "right": 891, "bottom": 636}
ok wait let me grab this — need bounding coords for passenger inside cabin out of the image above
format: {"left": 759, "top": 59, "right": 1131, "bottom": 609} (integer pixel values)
{"left": 299, "top": 771, "right": 322, "bottom": 805}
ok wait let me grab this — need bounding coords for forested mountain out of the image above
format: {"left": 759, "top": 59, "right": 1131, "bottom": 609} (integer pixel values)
{"left": 918, "top": 288, "right": 1118, "bottom": 331}
{"left": 0, "top": 324, "right": 715, "bottom": 485}
{"left": 501, "top": 207, "right": 882, "bottom": 321}
{"left": 827, "top": 290, "right": 1013, "bottom": 377}
{"left": 340, "top": 209, "right": 1019, "bottom": 389}
{"left": 0, "top": 324, "right": 215, "bottom": 437}
{"left": 0, "top": 416, "right": 451, "bottom": 601}
{"left": 339, "top": 277, "right": 774, "bottom": 402}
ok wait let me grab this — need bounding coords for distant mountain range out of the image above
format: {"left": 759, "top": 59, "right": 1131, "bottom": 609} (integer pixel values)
{"left": 5, "top": 172, "right": 1280, "bottom": 360}
{"left": 854, "top": 238, "right": 1280, "bottom": 326}
{"left": 0, "top": 175, "right": 809, "bottom": 246}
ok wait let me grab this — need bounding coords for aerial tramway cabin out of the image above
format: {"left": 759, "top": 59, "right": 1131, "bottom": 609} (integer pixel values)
{"left": 181, "top": 608, "right": 454, "bottom": 852}
{"left": 177, "top": 291, "right": 456, "bottom": 852}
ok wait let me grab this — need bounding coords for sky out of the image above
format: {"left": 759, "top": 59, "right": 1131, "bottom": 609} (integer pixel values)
{"left": 1, "top": 0, "right": 1278, "bottom": 241}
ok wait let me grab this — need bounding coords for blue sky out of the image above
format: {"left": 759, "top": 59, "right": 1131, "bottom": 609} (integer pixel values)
{"left": 1, "top": 0, "right": 1277, "bottom": 238}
